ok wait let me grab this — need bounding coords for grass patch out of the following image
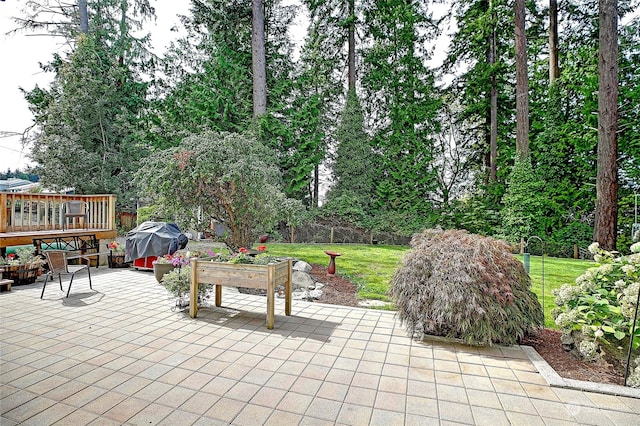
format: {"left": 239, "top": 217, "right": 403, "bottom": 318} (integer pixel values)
{"left": 516, "top": 255, "right": 595, "bottom": 328}
{"left": 258, "top": 243, "right": 594, "bottom": 327}
{"left": 263, "top": 243, "right": 406, "bottom": 301}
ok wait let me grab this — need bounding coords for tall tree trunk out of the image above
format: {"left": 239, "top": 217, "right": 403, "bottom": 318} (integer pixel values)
{"left": 252, "top": 0, "right": 267, "bottom": 117}
{"left": 118, "top": 0, "right": 127, "bottom": 65}
{"left": 594, "top": 0, "right": 619, "bottom": 250}
{"left": 79, "top": 0, "right": 88, "bottom": 33}
{"left": 489, "top": 3, "right": 497, "bottom": 182}
{"left": 313, "top": 163, "right": 319, "bottom": 208}
{"left": 549, "top": 0, "right": 560, "bottom": 84}
{"left": 347, "top": 0, "right": 356, "bottom": 91}
{"left": 514, "top": 0, "right": 529, "bottom": 159}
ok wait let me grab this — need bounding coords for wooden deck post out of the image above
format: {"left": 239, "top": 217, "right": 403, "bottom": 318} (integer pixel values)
{"left": 0, "top": 193, "right": 7, "bottom": 234}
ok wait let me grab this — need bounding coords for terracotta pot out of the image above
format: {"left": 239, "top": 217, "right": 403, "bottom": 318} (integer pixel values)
{"left": 153, "top": 263, "right": 175, "bottom": 283}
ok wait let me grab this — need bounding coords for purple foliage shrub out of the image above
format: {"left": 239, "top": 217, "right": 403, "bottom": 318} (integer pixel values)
{"left": 389, "top": 229, "right": 543, "bottom": 346}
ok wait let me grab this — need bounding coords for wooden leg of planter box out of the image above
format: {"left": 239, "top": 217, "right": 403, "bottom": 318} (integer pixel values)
{"left": 285, "top": 259, "right": 292, "bottom": 316}
{"left": 189, "top": 267, "right": 198, "bottom": 318}
{"left": 267, "top": 272, "right": 275, "bottom": 330}
{"left": 215, "top": 285, "right": 222, "bottom": 307}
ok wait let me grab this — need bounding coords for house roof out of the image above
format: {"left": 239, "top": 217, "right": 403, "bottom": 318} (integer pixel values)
{"left": 0, "top": 178, "right": 39, "bottom": 192}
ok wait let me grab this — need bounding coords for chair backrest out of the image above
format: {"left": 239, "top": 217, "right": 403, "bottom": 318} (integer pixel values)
{"left": 45, "top": 250, "right": 69, "bottom": 274}
{"left": 65, "top": 201, "right": 86, "bottom": 215}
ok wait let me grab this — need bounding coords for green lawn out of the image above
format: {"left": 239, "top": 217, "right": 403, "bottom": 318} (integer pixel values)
{"left": 257, "top": 243, "right": 595, "bottom": 327}
{"left": 263, "top": 243, "right": 407, "bottom": 301}
{"left": 515, "top": 255, "right": 595, "bottom": 327}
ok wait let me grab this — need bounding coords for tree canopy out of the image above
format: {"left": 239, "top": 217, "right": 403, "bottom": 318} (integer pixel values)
{"left": 135, "top": 131, "right": 301, "bottom": 250}
{"left": 14, "top": 0, "right": 640, "bottom": 254}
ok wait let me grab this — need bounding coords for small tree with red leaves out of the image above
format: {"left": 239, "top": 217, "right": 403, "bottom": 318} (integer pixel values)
{"left": 389, "top": 229, "right": 543, "bottom": 346}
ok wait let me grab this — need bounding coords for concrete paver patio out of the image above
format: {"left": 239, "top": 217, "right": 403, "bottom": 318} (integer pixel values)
{"left": 1, "top": 267, "right": 639, "bottom": 425}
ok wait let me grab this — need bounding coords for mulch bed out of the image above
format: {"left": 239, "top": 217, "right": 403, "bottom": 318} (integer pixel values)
{"left": 309, "top": 264, "right": 359, "bottom": 307}
{"left": 520, "top": 328, "right": 625, "bottom": 385}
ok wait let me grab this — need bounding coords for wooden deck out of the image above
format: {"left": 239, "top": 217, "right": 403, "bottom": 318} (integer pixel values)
{"left": 1, "top": 193, "right": 118, "bottom": 251}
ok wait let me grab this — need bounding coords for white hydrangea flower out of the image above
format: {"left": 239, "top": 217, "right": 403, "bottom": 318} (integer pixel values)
{"left": 554, "top": 284, "right": 581, "bottom": 306}
{"left": 588, "top": 242, "right": 600, "bottom": 254}
{"left": 577, "top": 271, "right": 599, "bottom": 292}
{"left": 555, "top": 309, "right": 581, "bottom": 329}
{"left": 597, "top": 264, "right": 613, "bottom": 275}
{"left": 554, "top": 312, "right": 570, "bottom": 328}
{"left": 578, "top": 340, "right": 600, "bottom": 361}
{"left": 621, "top": 264, "right": 636, "bottom": 275}
{"left": 576, "top": 270, "right": 595, "bottom": 288}
{"left": 621, "top": 282, "right": 640, "bottom": 319}
{"left": 614, "top": 279, "right": 627, "bottom": 290}
{"left": 626, "top": 357, "right": 640, "bottom": 388}
{"left": 631, "top": 242, "right": 640, "bottom": 254}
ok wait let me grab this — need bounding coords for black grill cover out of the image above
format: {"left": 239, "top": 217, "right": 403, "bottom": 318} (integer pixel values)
{"left": 125, "top": 221, "right": 188, "bottom": 262}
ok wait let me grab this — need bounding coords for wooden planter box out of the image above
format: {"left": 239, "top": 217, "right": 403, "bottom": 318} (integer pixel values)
{"left": 108, "top": 251, "right": 129, "bottom": 268}
{"left": 2, "top": 264, "right": 40, "bottom": 285}
{"left": 189, "top": 259, "right": 292, "bottom": 329}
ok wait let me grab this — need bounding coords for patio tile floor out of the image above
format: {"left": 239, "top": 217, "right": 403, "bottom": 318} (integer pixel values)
{"left": 1, "top": 267, "right": 639, "bottom": 425}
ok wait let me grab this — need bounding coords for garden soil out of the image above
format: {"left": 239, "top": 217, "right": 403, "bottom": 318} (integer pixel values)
{"left": 308, "top": 264, "right": 626, "bottom": 387}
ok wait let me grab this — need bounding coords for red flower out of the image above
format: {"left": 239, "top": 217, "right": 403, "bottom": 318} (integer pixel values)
{"left": 7, "top": 254, "right": 15, "bottom": 259}
{"left": 239, "top": 247, "right": 249, "bottom": 254}
{"left": 257, "top": 245, "right": 266, "bottom": 252}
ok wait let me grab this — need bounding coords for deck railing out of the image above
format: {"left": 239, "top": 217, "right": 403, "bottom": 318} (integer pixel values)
{"left": 0, "top": 193, "right": 117, "bottom": 233}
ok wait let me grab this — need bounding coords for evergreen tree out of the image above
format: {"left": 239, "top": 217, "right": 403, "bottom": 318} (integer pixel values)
{"left": 153, "top": 0, "right": 305, "bottom": 202}
{"left": 361, "top": 0, "right": 440, "bottom": 222}
{"left": 22, "top": 0, "right": 154, "bottom": 204}
{"left": 443, "top": 0, "right": 515, "bottom": 188}
{"left": 501, "top": 156, "right": 545, "bottom": 242}
{"left": 152, "top": 0, "right": 254, "bottom": 142}
{"left": 325, "top": 89, "right": 374, "bottom": 215}
{"left": 301, "top": 0, "right": 359, "bottom": 90}
{"left": 594, "top": 0, "right": 619, "bottom": 250}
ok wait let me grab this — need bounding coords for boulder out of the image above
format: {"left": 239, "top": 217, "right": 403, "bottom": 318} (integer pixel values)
{"left": 293, "top": 260, "right": 312, "bottom": 273}
{"left": 292, "top": 270, "right": 315, "bottom": 290}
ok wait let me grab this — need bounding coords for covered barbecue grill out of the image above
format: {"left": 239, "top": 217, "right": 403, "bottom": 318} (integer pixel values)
{"left": 125, "top": 221, "right": 188, "bottom": 269}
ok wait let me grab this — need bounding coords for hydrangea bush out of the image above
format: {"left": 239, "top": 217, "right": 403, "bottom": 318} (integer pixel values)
{"left": 553, "top": 242, "right": 640, "bottom": 386}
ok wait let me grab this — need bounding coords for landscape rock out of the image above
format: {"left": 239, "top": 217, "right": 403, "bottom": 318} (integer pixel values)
{"left": 292, "top": 288, "right": 324, "bottom": 301}
{"left": 292, "top": 270, "right": 315, "bottom": 290}
{"left": 292, "top": 260, "right": 312, "bottom": 273}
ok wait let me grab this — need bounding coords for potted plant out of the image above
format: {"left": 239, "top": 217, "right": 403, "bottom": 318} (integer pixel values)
{"left": 107, "top": 241, "right": 128, "bottom": 268}
{"left": 160, "top": 266, "right": 212, "bottom": 310}
{"left": 152, "top": 252, "right": 192, "bottom": 283}
{"left": 0, "top": 247, "right": 45, "bottom": 285}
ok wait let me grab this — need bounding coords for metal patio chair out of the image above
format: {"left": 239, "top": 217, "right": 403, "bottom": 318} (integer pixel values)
{"left": 41, "top": 250, "right": 92, "bottom": 299}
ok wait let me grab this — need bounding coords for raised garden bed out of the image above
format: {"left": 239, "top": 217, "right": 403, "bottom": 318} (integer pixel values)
{"left": 189, "top": 259, "right": 292, "bottom": 329}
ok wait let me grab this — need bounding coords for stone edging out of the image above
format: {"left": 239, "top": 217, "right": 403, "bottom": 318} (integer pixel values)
{"left": 520, "top": 345, "right": 640, "bottom": 399}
